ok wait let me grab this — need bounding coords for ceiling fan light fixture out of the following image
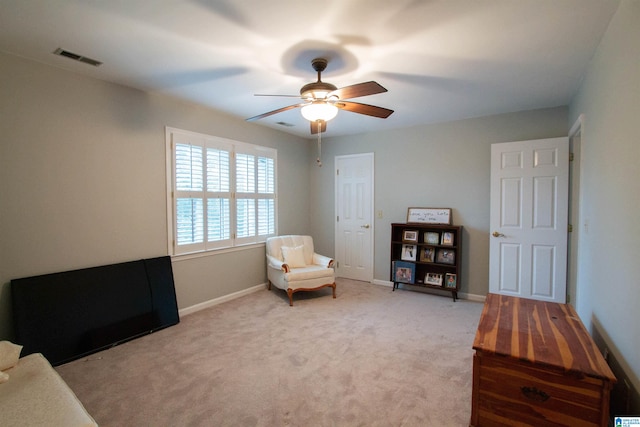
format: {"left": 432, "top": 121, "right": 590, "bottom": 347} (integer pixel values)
{"left": 311, "top": 90, "right": 329, "bottom": 99}
{"left": 301, "top": 102, "right": 338, "bottom": 122}
{"left": 300, "top": 81, "right": 337, "bottom": 100}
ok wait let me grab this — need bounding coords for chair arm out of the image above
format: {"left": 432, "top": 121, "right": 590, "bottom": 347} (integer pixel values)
{"left": 267, "top": 254, "right": 290, "bottom": 273}
{"left": 313, "top": 253, "right": 335, "bottom": 268}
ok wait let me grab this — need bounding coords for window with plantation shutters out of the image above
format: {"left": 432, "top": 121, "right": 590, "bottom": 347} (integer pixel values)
{"left": 166, "top": 128, "right": 276, "bottom": 255}
{"left": 175, "top": 143, "right": 204, "bottom": 248}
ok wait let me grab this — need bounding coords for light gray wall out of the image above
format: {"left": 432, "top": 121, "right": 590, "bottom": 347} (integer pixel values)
{"left": 309, "top": 107, "right": 568, "bottom": 298}
{"left": 0, "top": 52, "right": 311, "bottom": 340}
{"left": 569, "top": 0, "right": 639, "bottom": 395}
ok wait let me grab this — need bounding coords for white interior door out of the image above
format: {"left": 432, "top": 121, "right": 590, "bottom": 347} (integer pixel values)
{"left": 335, "top": 153, "right": 374, "bottom": 282}
{"left": 489, "top": 137, "right": 569, "bottom": 302}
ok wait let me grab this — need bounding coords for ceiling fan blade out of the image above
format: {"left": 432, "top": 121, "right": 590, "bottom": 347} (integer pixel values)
{"left": 246, "top": 103, "right": 305, "bottom": 121}
{"left": 310, "top": 120, "right": 327, "bottom": 134}
{"left": 336, "top": 101, "right": 394, "bottom": 118}
{"left": 330, "top": 81, "right": 387, "bottom": 100}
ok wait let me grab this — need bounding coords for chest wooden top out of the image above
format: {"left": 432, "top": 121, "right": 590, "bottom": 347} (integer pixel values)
{"left": 473, "top": 293, "right": 616, "bottom": 382}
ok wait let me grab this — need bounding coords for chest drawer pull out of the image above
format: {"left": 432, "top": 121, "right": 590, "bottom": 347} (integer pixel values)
{"left": 521, "top": 386, "right": 550, "bottom": 402}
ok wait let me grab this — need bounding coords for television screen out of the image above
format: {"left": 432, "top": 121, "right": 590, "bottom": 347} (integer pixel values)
{"left": 12, "top": 256, "right": 179, "bottom": 366}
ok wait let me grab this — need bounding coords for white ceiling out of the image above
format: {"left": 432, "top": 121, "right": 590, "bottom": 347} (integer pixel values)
{"left": 0, "top": 0, "right": 620, "bottom": 138}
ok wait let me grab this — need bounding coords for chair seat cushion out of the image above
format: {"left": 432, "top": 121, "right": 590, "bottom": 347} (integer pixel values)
{"left": 285, "top": 266, "right": 334, "bottom": 281}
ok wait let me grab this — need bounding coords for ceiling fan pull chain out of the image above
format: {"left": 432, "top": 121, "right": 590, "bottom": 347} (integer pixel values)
{"left": 316, "top": 122, "right": 322, "bottom": 167}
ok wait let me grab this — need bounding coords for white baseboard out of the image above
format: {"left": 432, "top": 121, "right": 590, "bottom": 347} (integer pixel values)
{"left": 459, "top": 292, "right": 486, "bottom": 302}
{"left": 179, "top": 282, "right": 267, "bottom": 317}
{"left": 371, "top": 279, "right": 393, "bottom": 288}
{"left": 372, "top": 279, "right": 486, "bottom": 302}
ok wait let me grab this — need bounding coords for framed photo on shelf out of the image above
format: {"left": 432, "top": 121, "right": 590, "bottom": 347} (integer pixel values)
{"left": 406, "top": 207, "right": 452, "bottom": 225}
{"left": 420, "top": 247, "right": 435, "bottom": 263}
{"left": 424, "top": 232, "right": 440, "bottom": 245}
{"left": 393, "top": 261, "right": 415, "bottom": 284}
{"left": 436, "top": 249, "right": 456, "bottom": 265}
{"left": 445, "top": 273, "right": 457, "bottom": 289}
{"left": 441, "top": 231, "right": 454, "bottom": 246}
{"left": 425, "top": 272, "right": 443, "bottom": 286}
{"left": 401, "top": 244, "right": 418, "bottom": 261}
{"left": 402, "top": 230, "right": 418, "bottom": 242}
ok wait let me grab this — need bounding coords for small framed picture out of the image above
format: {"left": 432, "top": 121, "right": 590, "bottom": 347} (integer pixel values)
{"left": 401, "top": 244, "right": 417, "bottom": 261}
{"left": 436, "top": 249, "right": 455, "bottom": 265}
{"left": 393, "top": 261, "right": 415, "bottom": 284}
{"left": 425, "top": 272, "right": 443, "bottom": 286}
{"left": 424, "top": 232, "right": 440, "bottom": 245}
{"left": 403, "top": 230, "right": 418, "bottom": 242}
{"left": 445, "top": 273, "right": 457, "bottom": 288}
{"left": 441, "top": 232, "right": 454, "bottom": 246}
{"left": 420, "top": 247, "right": 435, "bottom": 263}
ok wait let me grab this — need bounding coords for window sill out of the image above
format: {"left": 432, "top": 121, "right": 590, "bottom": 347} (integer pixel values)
{"left": 170, "top": 242, "right": 265, "bottom": 263}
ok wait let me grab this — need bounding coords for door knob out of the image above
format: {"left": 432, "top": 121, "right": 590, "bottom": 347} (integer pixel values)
{"left": 361, "top": 224, "right": 370, "bottom": 229}
{"left": 492, "top": 231, "right": 505, "bottom": 238}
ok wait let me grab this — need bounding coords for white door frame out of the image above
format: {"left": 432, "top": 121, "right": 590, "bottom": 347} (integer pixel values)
{"left": 334, "top": 153, "right": 374, "bottom": 282}
{"left": 568, "top": 114, "right": 585, "bottom": 309}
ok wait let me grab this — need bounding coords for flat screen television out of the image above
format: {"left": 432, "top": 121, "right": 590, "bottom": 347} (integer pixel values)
{"left": 11, "top": 256, "right": 179, "bottom": 366}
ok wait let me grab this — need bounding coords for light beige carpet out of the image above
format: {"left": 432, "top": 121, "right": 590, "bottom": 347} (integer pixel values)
{"left": 56, "top": 278, "right": 484, "bottom": 426}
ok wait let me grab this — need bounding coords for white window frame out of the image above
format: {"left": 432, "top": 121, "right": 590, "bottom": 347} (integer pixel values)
{"left": 165, "top": 127, "right": 277, "bottom": 256}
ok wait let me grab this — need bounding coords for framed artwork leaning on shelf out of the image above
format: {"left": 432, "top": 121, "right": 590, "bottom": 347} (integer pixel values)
{"left": 445, "top": 273, "right": 457, "bottom": 288}
{"left": 406, "top": 207, "right": 452, "bottom": 225}
{"left": 425, "top": 232, "right": 440, "bottom": 245}
{"left": 441, "top": 231, "right": 454, "bottom": 246}
{"left": 393, "top": 261, "right": 415, "bottom": 284}
{"left": 425, "top": 272, "right": 443, "bottom": 286}
{"left": 401, "top": 244, "right": 417, "bottom": 261}
{"left": 403, "top": 230, "right": 418, "bottom": 242}
{"left": 436, "top": 249, "right": 455, "bottom": 265}
{"left": 420, "top": 247, "right": 435, "bottom": 262}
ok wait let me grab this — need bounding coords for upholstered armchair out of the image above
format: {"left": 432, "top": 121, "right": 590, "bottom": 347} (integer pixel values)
{"left": 265, "top": 235, "right": 336, "bottom": 306}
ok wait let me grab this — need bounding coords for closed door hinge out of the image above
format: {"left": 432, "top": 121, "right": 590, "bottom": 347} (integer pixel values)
{"left": 569, "top": 152, "right": 574, "bottom": 162}
{"left": 568, "top": 224, "right": 573, "bottom": 232}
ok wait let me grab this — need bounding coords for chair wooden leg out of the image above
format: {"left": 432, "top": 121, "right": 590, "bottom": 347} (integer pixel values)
{"left": 268, "top": 281, "right": 272, "bottom": 290}
{"left": 287, "top": 289, "right": 294, "bottom": 306}
{"left": 332, "top": 282, "right": 336, "bottom": 299}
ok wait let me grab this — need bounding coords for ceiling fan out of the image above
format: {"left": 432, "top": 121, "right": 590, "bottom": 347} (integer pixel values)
{"left": 246, "top": 58, "right": 394, "bottom": 135}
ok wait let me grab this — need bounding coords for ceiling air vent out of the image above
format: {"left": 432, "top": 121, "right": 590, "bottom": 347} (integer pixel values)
{"left": 53, "top": 48, "right": 102, "bottom": 67}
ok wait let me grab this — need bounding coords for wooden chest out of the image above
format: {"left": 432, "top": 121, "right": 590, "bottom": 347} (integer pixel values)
{"left": 470, "top": 294, "right": 616, "bottom": 427}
